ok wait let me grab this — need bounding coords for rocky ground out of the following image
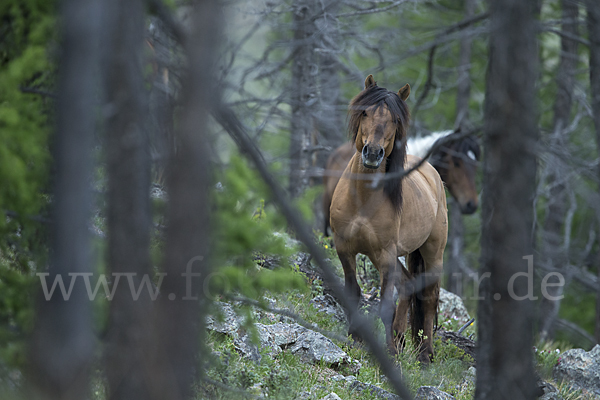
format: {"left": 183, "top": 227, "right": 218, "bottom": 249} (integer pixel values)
{"left": 200, "top": 248, "right": 599, "bottom": 400}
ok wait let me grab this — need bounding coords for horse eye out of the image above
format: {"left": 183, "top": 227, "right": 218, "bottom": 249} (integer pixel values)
{"left": 453, "top": 160, "right": 461, "bottom": 168}
{"left": 362, "top": 110, "right": 368, "bottom": 117}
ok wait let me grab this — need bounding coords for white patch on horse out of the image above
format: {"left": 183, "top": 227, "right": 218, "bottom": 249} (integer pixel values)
{"left": 406, "top": 130, "right": 453, "bottom": 159}
{"left": 467, "top": 150, "right": 477, "bottom": 161}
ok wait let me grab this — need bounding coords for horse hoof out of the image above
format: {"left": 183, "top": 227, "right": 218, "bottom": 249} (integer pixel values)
{"left": 348, "top": 331, "right": 364, "bottom": 345}
{"left": 417, "top": 352, "right": 433, "bottom": 366}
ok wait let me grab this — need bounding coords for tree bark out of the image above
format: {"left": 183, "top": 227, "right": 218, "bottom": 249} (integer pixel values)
{"left": 28, "top": 0, "right": 103, "bottom": 398}
{"left": 539, "top": 0, "right": 579, "bottom": 342}
{"left": 587, "top": 0, "right": 600, "bottom": 344}
{"left": 447, "top": 199, "right": 466, "bottom": 296}
{"left": 455, "top": 0, "right": 476, "bottom": 131}
{"left": 147, "top": 1, "right": 221, "bottom": 399}
{"left": 315, "top": 0, "right": 344, "bottom": 166}
{"left": 475, "top": 0, "right": 539, "bottom": 398}
{"left": 289, "top": 0, "right": 318, "bottom": 198}
{"left": 103, "top": 1, "right": 153, "bottom": 399}
{"left": 446, "top": 0, "right": 476, "bottom": 296}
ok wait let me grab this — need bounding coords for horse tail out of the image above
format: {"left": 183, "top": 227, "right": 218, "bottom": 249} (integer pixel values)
{"left": 322, "top": 189, "right": 331, "bottom": 237}
{"left": 323, "top": 205, "right": 331, "bottom": 237}
{"left": 408, "top": 249, "right": 426, "bottom": 347}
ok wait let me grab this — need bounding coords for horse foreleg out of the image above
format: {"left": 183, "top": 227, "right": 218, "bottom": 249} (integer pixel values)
{"left": 392, "top": 260, "right": 411, "bottom": 353}
{"left": 378, "top": 253, "right": 400, "bottom": 354}
{"left": 337, "top": 251, "right": 361, "bottom": 340}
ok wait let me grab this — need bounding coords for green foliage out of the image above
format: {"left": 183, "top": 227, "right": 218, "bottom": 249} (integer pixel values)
{"left": 389, "top": 334, "right": 474, "bottom": 398}
{"left": 0, "top": 1, "right": 54, "bottom": 224}
{"left": 554, "top": 381, "right": 598, "bottom": 400}
{"left": 211, "top": 155, "right": 307, "bottom": 299}
{"left": 557, "top": 283, "right": 596, "bottom": 348}
{"left": 0, "top": 263, "right": 36, "bottom": 367}
{"left": 0, "top": 0, "right": 55, "bottom": 374}
{"left": 535, "top": 345, "right": 561, "bottom": 380}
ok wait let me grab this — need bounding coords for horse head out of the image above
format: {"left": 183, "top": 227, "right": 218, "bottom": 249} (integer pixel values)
{"left": 350, "top": 75, "right": 410, "bottom": 171}
{"left": 431, "top": 135, "right": 480, "bottom": 214}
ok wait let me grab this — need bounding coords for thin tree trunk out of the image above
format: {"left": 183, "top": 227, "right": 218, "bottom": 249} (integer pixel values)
{"left": 147, "top": 1, "right": 221, "bottom": 398}
{"left": 447, "top": 199, "right": 466, "bottom": 296}
{"left": 289, "top": 0, "right": 317, "bottom": 198}
{"left": 539, "top": 0, "right": 579, "bottom": 342}
{"left": 587, "top": 0, "right": 600, "bottom": 344}
{"left": 455, "top": 0, "right": 476, "bottom": 131}
{"left": 446, "top": 0, "right": 476, "bottom": 296}
{"left": 315, "top": 0, "right": 344, "bottom": 164}
{"left": 475, "top": 0, "right": 539, "bottom": 398}
{"left": 103, "top": 0, "right": 153, "bottom": 399}
{"left": 28, "top": 0, "right": 103, "bottom": 398}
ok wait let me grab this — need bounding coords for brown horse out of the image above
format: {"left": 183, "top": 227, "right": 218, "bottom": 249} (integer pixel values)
{"left": 330, "top": 75, "right": 447, "bottom": 362}
{"left": 323, "top": 131, "right": 479, "bottom": 236}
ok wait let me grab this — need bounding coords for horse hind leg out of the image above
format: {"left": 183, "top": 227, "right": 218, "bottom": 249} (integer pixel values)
{"left": 407, "top": 249, "right": 441, "bottom": 364}
{"left": 418, "top": 274, "right": 440, "bottom": 365}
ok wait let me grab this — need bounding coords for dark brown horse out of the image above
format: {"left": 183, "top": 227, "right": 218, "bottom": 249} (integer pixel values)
{"left": 323, "top": 131, "right": 480, "bottom": 236}
{"left": 330, "top": 75, "right": 447, "bottom": 362}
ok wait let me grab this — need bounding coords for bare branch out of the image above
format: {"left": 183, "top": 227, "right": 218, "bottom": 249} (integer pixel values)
{"left": 19, "top": 86, "right": 57, "bottom": 98}
{"left": 335, "top": 0, "right": 410, "bottom": 18}
{"left": 555, "top": 318, "right": 596, "bottom": 346}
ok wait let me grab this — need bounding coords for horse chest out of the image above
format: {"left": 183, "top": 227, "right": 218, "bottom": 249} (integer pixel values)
{"left": 330, "top": 196, "right": 398, "bottom": 254}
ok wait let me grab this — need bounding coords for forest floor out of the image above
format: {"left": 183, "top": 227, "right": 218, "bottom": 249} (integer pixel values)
{"left": 87, "top": 234, "right": 592, "bottom": 400}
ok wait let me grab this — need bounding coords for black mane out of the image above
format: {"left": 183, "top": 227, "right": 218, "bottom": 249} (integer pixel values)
{"left": 430, "top": 134, "right": 481, "bottom": 168}
{"left": 348, "top": 84, "right": 410, "bottom": 213}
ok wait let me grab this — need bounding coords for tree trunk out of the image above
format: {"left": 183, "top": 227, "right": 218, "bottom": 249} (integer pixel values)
{"left": 289, "top": 0, "right": 318, "bottom": 198}
{"left": 446, "top": 0, "right": 476, "bottom": 296}
{"left": 447, "top": 199, "right": 466, "bottom": 296}
{"left": 475, "top": 0, "right": 539, "bottom": 398}
{"left": 28, "top": 0, "right": 102, "bottom": 398}
{"left": 146, "top": 1, "right": 221, "bottom": 399}
{"left": 539, "top": 0, "right": 579, "bottom": 342}
{"left": 455, "top": 0, "right": 476, "bottom": 131}
{"left": 315, "top": 0, "right": 344, "bottom": 166}
{"left": 587, "top": 0, "right": 600, "bottom": 344}
{"left": 103, "top": 1, "right": 153, "bottom": 399}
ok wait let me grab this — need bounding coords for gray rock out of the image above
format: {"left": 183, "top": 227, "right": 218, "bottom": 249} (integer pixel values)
{"left": 297, "top": 390, "right": 313, "bottom": 400}
{"left": 231, "top": 322, "right": 356, "bottom": 371}
{"left": 206, "top": 302, "right": 243, "bottom": 338}
{"left": 553, "top": 345, "right": 600, "bottom": 396}
{"left": 415, "top": 386, "right": 457, "bottom": 400}
{"left": 319, "top": 393, "right": 342, "bottom": 400}
{"left": 538, "top": 379, "right": 559, "bottom": 400}
{"left": 311, "top": 294, "right": 346, "bottom": 322}
{"left": 349, "top": 380, "right": 400, "bottom": 400}
{"left": 539, "top": 392, "right": 562, "bottom": 400}
{"left": 289, "top": 328, "right": 349, "bottom": 365}
{"left": 465, "top": 366, "right": 476, "bottom": 384}
{"left": 438, "top": 289, "right": 471, "bottom": 325}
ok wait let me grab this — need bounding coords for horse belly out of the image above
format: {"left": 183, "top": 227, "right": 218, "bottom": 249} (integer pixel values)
{"left": 396, "top": 175, "right": 439, "bottom": 254}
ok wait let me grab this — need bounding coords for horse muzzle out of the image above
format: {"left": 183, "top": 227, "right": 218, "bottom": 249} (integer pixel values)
{"left": 361, "top": 144, "right": 384, "bottom": 169}
{"left": 461, "top": 200, "right": 478, "bottom": 214}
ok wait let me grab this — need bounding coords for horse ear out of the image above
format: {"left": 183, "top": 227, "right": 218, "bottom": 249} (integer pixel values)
{"left": 364, "top": 74, "right": 376, "bottom": 89}
{"left": 398, "top": 84, "right": 410, "bottom": 101}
